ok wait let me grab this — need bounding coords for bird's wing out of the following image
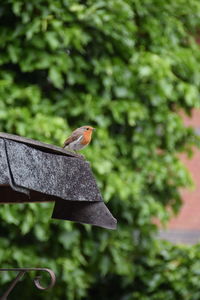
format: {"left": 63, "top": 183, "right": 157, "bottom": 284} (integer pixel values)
{"left": 63, "top": 130, "right": 83, "bottom": 147}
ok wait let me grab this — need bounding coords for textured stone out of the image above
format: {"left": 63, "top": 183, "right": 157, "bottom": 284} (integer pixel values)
{"left": 0, "top": 133, "right": 117, "bottom": 229}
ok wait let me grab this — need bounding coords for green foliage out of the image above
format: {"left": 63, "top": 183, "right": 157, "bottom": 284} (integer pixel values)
{"left": 0, "top": 0, "right": 200, "bottom": 299}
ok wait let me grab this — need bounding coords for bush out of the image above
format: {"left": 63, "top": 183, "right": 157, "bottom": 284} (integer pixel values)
{"left": 0, "top": 0, "right": 200, "bottom": 299}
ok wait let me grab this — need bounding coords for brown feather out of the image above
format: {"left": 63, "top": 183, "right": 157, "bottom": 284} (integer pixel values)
{"left": 63, "top": 129, "right": 83, "bottom": 148}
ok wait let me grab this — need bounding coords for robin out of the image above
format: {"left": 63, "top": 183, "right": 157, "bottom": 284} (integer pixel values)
{"left": 63, "top": 126, "right": 95, "bottom": 152}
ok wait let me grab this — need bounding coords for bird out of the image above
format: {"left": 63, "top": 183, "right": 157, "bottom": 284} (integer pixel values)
{"left": 63, "top": 126, "right": 95, "bottom": 153}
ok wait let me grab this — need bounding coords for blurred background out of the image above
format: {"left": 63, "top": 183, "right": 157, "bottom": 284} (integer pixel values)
{"left": 0, "top": 0, "right": 200, "bottom": 299}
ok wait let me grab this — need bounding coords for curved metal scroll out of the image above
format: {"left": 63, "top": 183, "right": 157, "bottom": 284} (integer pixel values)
{"left": 0, "top": 268, "right": 56, "bottom": 299}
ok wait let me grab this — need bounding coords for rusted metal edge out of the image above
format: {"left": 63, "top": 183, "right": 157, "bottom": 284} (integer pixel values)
{"left": 0, "top": 132, "right": 80, "bottom": 158}
{"left": 0, "top": 268, "right": 56, "bottom": 299}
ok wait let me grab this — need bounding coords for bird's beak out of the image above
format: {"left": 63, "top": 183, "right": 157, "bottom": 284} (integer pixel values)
{"left": 92, "top": 128, "right": 96, "bottom": 131}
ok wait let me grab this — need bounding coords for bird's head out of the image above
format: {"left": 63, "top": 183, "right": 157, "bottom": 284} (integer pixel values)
{"left": 80, "top": 126, "right": 96, "bottom": 133}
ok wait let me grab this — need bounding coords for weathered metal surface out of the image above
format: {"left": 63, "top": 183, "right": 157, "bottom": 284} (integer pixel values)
{"left": 0, "top": 268, "right": 56, "bottom": 299}
{"left": 0, "top": 133, "right": 117, "bottom": 229}
{"left": 52, "top": 200, "right": 117, "bottom": 230}
{"left": 0, "top": 132, "right": 77, "bottom": 157}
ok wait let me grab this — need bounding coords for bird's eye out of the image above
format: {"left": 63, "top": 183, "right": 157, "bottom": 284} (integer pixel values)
{"left": 86, "top": 128, "right": 89, "bottom": 130}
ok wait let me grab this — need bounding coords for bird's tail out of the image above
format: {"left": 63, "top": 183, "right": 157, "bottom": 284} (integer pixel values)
{"left": 63, "top": 143, "right": 69, "bottom": 149}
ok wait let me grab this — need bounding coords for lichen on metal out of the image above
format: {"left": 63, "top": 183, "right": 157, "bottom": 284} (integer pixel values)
{"left": 0, "top": 133, "right": 117, "bottom": 229}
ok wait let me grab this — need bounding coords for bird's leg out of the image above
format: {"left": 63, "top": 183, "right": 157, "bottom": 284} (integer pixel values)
{"left": 70, "top": 149, "right": 83, "bottom": 159}
{"left": 75, "top": 150, "right": 85, "bottom": 160}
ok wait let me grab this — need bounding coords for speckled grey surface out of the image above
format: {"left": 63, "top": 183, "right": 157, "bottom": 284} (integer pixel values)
{"left": 0, "top": 132, "right": 77, "bottom": 157}
{"left": 0, "top": 134, "right": 117, "bottom": 229}
{"left": 52, "top": 200, "right": 117, "bottom": 229}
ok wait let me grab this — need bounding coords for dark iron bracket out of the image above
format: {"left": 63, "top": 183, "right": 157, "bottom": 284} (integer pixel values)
{"left": 0, "top": 268, "right": 56, "bottom": 299}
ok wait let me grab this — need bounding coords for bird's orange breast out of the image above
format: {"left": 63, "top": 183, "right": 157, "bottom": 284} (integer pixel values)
{"left": 81, "top": 130, "right": 93, "bottom": 145}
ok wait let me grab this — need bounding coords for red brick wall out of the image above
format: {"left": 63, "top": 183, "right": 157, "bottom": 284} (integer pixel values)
{"left": 168, "top": 109, "right": 200, "bottom": 229}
